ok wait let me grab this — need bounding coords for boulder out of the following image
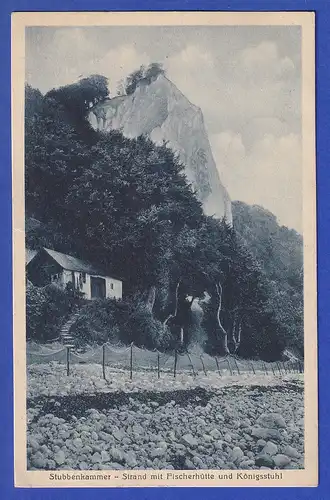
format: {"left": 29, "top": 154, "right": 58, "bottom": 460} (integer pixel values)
{"left": 230, "top": 447, "right": 244, "bottom": 464}
{"left": 101, "top": 450, "right": 110, "bottom": 462}
{"left": 110, "top": 447, "right": 124, "bottom": 462}
{"left": 182, "top": 434, "right": 198, "bottom": 448}
{"left": 257, "top": 413, "right": 286, "bottom": 429}
{"left": 210, "top": 429, "right": 221, "bottom": 440}
{"left": 54, "top": 450, "right": 66, "bottom": 466}
{"left": 252, "top": 428, "right": 282, "bottom": 442}
{"left": 151, "top": 447, "right": 167, "bottom": 458}
{"left": 282, "top": 445, "right": 301, "bottom": 459}
{"left": 273, "top": 454, "right": 291, "bottom": 467}
{"left": 262, "top": 441, "right": 278, "bottom": 456}
{"left": 255, "top": 455, "right": 275, "bottom": 468}
{"left": 91, "top": 452, "right": 102, "bottom": 464}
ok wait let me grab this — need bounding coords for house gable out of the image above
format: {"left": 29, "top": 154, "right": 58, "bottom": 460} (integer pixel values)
{"left": 27, "top": 249, "right": 63, "bottom": 287}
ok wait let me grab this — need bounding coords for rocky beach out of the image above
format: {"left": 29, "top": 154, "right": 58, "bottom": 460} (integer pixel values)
{"left": 27, "top": 363, "right": 304, "bottom": 471}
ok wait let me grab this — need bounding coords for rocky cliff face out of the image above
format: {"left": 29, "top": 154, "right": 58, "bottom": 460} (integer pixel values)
{"left": 89, "top": 75, "right": 232, "bottom": 223}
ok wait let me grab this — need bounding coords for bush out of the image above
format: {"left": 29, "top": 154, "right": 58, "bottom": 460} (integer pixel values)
{"left": 26, "top": 281, "right": 76, "bottom": 342}
{"left": 70, "top": 297, "right": 173, "bottom": 351}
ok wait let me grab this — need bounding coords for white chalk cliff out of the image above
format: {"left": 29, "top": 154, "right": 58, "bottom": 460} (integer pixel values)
{"left": 89, "top": 74, "right": 232, "bottom": 224}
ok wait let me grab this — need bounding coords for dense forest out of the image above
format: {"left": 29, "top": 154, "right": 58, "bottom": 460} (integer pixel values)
{"left": 25, "top": 71, "right": 304, "bottom": 361}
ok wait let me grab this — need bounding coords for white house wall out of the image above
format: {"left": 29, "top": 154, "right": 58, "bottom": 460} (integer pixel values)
{"left": 62, "top": 269, "right": 72, "bottom": 288}
{"left": 60, "top": 269, "right": 122, "bottom": 300}
{"left": 105, "top": 276, "right": 122, "bottom": 299}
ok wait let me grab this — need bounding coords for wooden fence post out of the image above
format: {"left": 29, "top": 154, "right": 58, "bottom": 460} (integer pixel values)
{"left": 157, "top": 352, "right": 160, "bottom": 379}
{"left": 226, "top": 357, "right": 233, "bottom": 376}
{"left": 130, "top": 343, "right": 133, "bottom": 380}
{"left": 186, "top": 352, "right": 196, "bottom": 378}
{"left": 102, "top": 344, "right": 106, "bottom": 380}
{"left": 282, "top": 361, "right": 287, "bottom": 374}
{"left": 250, "top": 361, "right": 255, "bottom": 375}
{"left": 215, "top": 357, "right": 222, "bottom": 377}
{"left": 66, "top": 347, "right": 70, "bottom": 376}
{"left": 271, "top": 363, "right": 276, "bottom": 376}
{"left": 263, "top": 361, "right": 268, "bottom": 375}
{"left": 276, "top": 362, "right": 282, "bottom": 376}
{"left": 233, "top": 357, "right": 240, "bottom": 376}
{"left": 200, "top": 355, "right": 207, "bottom": 376}
{"left": 174, "top": 350, "right": 177, "bottom": 378}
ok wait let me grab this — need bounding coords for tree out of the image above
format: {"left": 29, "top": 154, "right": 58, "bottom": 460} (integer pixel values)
{"left": 124, "top": 63, "right": 165, "bottom": 95}
{"left": 46, "top": 74, "right": 109, "bottom": 135}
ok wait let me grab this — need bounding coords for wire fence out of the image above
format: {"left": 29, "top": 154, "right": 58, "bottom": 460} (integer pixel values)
{"left": 26, "top": 342, "right": 304, "bottom": 380}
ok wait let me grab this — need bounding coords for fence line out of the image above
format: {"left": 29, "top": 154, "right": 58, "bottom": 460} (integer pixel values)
{"left": 26, "top": 342, "right": 304, "bottom": 380}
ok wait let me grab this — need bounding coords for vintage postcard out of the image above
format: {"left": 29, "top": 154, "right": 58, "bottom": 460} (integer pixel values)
{"left": 12, "top": 11, "right": 317, "bottom": 487}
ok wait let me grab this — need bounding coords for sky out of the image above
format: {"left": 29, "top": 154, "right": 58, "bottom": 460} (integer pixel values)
{"left": 26, "top": 25, "right": 302, "bottom": 232}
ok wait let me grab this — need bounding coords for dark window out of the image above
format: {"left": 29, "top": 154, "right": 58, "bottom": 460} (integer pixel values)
{"left": 82, "top": 272, "right": 86, "bottom": 283}
{"left": 110, "top": 282, "right": 114, "bottom": 290}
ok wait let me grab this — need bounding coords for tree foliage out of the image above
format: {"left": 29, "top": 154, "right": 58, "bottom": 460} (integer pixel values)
{"left": 124, "top": 63, "right": 165, "bottom": 95}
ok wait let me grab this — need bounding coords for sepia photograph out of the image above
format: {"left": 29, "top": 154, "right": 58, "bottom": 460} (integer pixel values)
{"left": 12, "top": 11, "right": 317, "bottom": 487}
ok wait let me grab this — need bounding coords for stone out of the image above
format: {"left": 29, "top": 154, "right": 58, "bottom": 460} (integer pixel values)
{"left": 240, "top": 459, "right": 255, "bottom": 468}
{"left": 273, "top": 454, "right": 291, "bottom": 467}
{"left": 214, "top": 440, "right": 224, "bottom": 450}
{"left": 54, "top": 450, "right": 66, "bottom": 466}
{"left": 184, "top": 458, "right": 195, "bottom": 469}
{"left": 181, "top": 434, "right": 198, "bottom": 448}
{"left": 79, "top": 462, "right": 88, "bottom": 470}
{"left": 28, "top": 437, "right": 40, "bottom": 450}
{"left": 257, "top": 413, "right": 286, "bottom": 429}
{"left": 31, "top": 453, "right": 46, "bottom": 469}
{"left": 125, "top": 451, "right": 138, "bottom": 468}
{"left": 47, "top": 459, "right": 56, "bottom": 469}
{"left": 262, "top": 441, "right": 278, "bottom": 456}
{"left": 202, "top": 434, "right": 213, "bottom": 443}
{"left": 252, "top": 428, "right": 282, "bottom": 442}
{"left": 230, "top": 447, "right": 244, "bottom": 464}
{"left": 113, "top": 429, "right": 125, "bottom": 441}
{"left": 210, "top": 429, "right": 221, "bottom": 440}
{"left": 224, "top": 433, "right": 232, "bottom": 443}
{"left": 91, "top": 431, "right": 98, "bottom": 441}
{"left": 282, "top": 445, "right": 300, "bottom": 459}
{"left": 73, "top": 438, "right": 83, "bottom": 449}
{"left": 151, "top": 447, "right": 167, "bottom": 458}
{"left": 101, "top": 450, "right": 110, "bottom": 462}
{"left": 158, "top": 441, "right": 168, "bottom": 449}
{"left": 256, "top": 439, "right": 267, "bottom": 448}
{"left": 91, "top": 452, "right": 102, "bottom": 463}
{"left": 110, "top": 447, "right": 124, "bottom": 462}
{"left": 255, "top": 455, "right": 274, "bottom": 468}
{"left": 192, "top": 456, "right": 207, "bottom": 468}
{"left": 98, "top": 431, "right": 113, "bottom": 442}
